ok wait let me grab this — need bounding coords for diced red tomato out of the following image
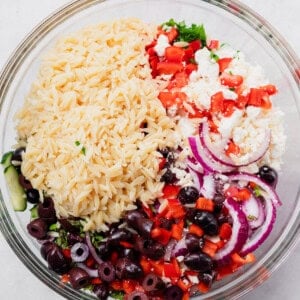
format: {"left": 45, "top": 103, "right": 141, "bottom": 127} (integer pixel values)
{"left": 217, "top": 57, "right": 232, "bottom": 73}
{"left": 222, "top": 99, "right": 236, "bottom": 117}
{"left": 185, "top": 63, "right": 198, "bottom": 75}
{"left": 207, "top": 39, "right": 219, "bottom": 50}
{"left": 140, "top": 256, "right": 152, "bottom": 274}
{"left": 219, "top": 222, "right": 232, "bottom": 240}
{"left": 225, "top": 140, "right": 240, "bottom": 156}
{"left": 167, "top": 27, "right": 179, "bottom": 42}
{"left": 151, "top": 228, "right": 172, "bottom": 245}
{"left": 157, "top": 62, "right": 184, "bottom": 75}
{"left": 197, "top": 282, "right": 210, "bottom": 293}
{"left": 195, "top": 197, "right": 215, "bottom": 212}
{"left": 261, "top": 84, "right": 277, "bottom": 95}
{"left": 165, "top": 46, "right": 186, "bottom": 63}
{"left": 147, "top": 46, "right": 156, "bottom": 57}
{"left": 210, "top": 91, "right": 224, "bottom": 113}
{"left": 162, "top": 185, "right": 180, "bottom": 199}
{"left": 220, "top": 72, "right": 243, "bottom": 88}
{"left": 189, "top": 40, "right": 202, "bottom": 52}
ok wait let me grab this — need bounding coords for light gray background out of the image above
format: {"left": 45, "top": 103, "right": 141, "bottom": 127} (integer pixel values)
{"left": 0, "top": 0, "right": 299, "bottom": 299}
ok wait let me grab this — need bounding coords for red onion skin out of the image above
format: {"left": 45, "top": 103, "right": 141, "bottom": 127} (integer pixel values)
{"left": 85, "top": 232, "right": 103, "bottom": 266}
{"left": 200, "top": 122, "right": 271, "bottom": 167}
{"left": 214, "top": 198, "right": 249, "bottom": 265}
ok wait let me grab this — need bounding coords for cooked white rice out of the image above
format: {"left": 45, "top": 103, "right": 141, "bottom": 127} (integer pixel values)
{"left": 17, "top": 18, "right": 176, "bottom": 231}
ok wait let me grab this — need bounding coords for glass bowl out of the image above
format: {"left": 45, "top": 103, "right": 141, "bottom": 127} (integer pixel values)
{"left": 0, "top": 0, "right": 299, "bottom": 299}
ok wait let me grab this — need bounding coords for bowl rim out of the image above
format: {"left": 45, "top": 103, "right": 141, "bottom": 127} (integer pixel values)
{"left": 0, "top": 0, "right": 299, "bottom": 299}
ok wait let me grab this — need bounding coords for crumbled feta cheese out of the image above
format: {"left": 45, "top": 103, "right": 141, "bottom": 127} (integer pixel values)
{"left": 214, "top": 43, "right": 237, "bottom": 59}
{"left": 194, "top": 47, "right": 219, "bottom": 80}
{"left": 154, "top": 34, "right": 170, "bottom": 56}
{"left": 177, "top": 118, "right": 196, "bottom": 137}
{"left": 217, "top": 109, "right": 243, "bottom": 140}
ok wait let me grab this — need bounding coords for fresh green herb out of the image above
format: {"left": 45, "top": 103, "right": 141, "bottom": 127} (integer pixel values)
{"left": 1, "top": 151, "right": 13, "bottom": 165}
{"left": 253, "top": 186, "right": 262, "bottom": 197}
{"left": 229, "top": 87, "right": 235, "bottom": 91}
{"left": 55, "top": 229, "right": 68, "bottom": 248}
{"left": 210, "top": 51, "right": 219, "bottom": 62}
{"left": 110, "top": 291, "right": 125, "bottom": 300}
{"left": 75, "top": 141, "right": 81, "bottom": 146}
{"left": 91, "top": 232, "right": 104, "bottom": 248}
{"left": 30, "top": 205, "right": 39, "bottom": 220}
{"left": 162, "top": 18, "right": 207, "bottom": 45}
{"left": 81, "top": 146, "right": 86, "bottom": 155}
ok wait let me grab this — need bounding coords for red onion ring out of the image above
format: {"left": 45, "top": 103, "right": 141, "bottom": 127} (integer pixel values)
{"left": 242, "top": 195, "right": 265, "bottom": 229}
{"left": 228, "top": 172, "right": 282, "bottom": 207}
{"left": 188, "top": 136, "right": 235, "bottom": 173}
{"left": 77, "top": 263, "right": 99, "bottom": 278}
{"left": 200, "top": 122, "right": 271, "bottom": 167}
{"left": 214, "top": 198, "right": 249, "bottom": 264}
{"left": 200, "top": 174, "right": 215, "bottom": 199}
{"left": 85, "top": 232, "right": 103, "bottom": 266}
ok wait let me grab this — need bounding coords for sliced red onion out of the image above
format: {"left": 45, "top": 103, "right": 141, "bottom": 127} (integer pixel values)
{"left": 85, "top": 232, "right": 103, "bottom": 265}
{"left": 172, "top": 238, "right": 188, "bottom": 257}
{"left": 200, "top": 122, "right": 271, "bottom": 167}
{"left": 188, "top": 168, "right": 203, "bottom": 192}
{"left": 164, "top": 239, "right": 177, "bottom": 261}
{"left": 242, "top": 195, "right": 265, "bottom": 229}
{"left": 240, "top": 195, "right": 276, "bottom": 256}
{"left": 228, "top": 172, "right": 282, "bottom": 207}
{"left": 71, "top": 242, "right": 90, "bottom": 262}
{"left": 200, "top": 174, "right": 215, "bottom": 199}
{"left": 187, "top": 157, "right": 204, "bottom": 174}
{"left": 76, "top": 263, "right": 99, "bottom": 278}
{"left": 188, "top": 136, "right": 234, "bottom": 173}
{"left": 214, "top": 198, "right": 249, "bottom": 264}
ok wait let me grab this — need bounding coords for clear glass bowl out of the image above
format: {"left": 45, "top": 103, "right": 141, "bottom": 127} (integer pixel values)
{"left": 0, "top": 0, "right": 299, "bottom": 299}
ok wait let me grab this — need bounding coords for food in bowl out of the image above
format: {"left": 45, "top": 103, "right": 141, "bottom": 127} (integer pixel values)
{"left": 1, "top": 17, "right": 285, "bottom": 299}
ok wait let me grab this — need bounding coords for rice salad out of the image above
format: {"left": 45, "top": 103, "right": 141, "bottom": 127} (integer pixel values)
{"left": 1, "top": 18, "right": 286, "bottom": 300}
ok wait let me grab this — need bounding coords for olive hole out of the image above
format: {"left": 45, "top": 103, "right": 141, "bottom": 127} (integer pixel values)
{"left": 104, "top": 267, "right": 111, "bottom": 276}
{"left": 146, "top": 278, "right": 154, "bottom": 286}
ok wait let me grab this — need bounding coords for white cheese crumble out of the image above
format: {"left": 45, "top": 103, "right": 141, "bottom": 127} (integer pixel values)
{"left": 154, "top": 34, "right": 170, "bottom": 56}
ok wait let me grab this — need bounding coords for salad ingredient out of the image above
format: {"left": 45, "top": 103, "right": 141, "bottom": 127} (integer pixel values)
{"left": 98, "top": 261, "right": 116, "bottom": 282}
{"left": 27, "top": 218, "right": 48, "bottom": 239}
{"left": 69, "top": 267, "right": 90, "bottom": 289}
{"left": 70, "top": 242, "right": 89, "bottom": 262}
{"left": 3, "top": 164, "right": 26, "bottom": 211}
{"left": 257, "top": 165, "right": 278, "bottom": 187}
{"left": 26, "top": 188, "right": 40, "bottom": 204}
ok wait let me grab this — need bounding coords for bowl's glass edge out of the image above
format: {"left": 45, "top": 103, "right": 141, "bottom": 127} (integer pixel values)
{"left": 0, "top": 0, "right": 299, "bottom": 299}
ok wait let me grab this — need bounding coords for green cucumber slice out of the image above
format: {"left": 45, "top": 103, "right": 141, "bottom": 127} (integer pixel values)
{"left": 4, "top": 165, "right": 27, "bottom": 211}
{"left": 1, "top": 151, "right": 13, "bottom": 169}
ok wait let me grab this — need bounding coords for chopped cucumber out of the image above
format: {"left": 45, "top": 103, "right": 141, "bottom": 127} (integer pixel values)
{"left": 30, "top": 205, "right": 39, "bottom": 219}
{"left": 4, "top": 165, "right": 27, "bottom": 211}
{"left": 1, "top": 151, "right": 13, "bottom": 169}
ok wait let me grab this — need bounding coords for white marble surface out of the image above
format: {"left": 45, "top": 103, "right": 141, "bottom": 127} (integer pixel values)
{"left": 0, "top": 0, "right": 299, "bottom": 299}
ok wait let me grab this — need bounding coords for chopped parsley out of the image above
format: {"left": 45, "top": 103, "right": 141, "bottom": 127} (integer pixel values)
{"left": 162, "top": 18, "right": 207, "bottom": 45}
{"left": 210, "top": 51, "right": 219, "bottom": 62}
{"left": 55, "top": 229, "right": 68, "bottom": 248}
{"left": 75, "top": 140, "right": 81, "bottom": 146}
{"left": 229, "top": 87, "right": 235, "bottom": 91}
{"left": 110, "top": 291, "right": 124, "bottom": 300}
{"left": 75, "top": 141, "right": 86, "bottom": 155}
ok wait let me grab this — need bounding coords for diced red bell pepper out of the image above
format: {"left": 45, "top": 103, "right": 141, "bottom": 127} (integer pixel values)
{"left": 220, "top": 72, "right": 243, "bottom": 88}
{"left": 140, "top": 256, "right": 152, "bottom": 274}
{"left": 187, "top": 102, "right": 208, "bottom": 118}
{"left": 159, "top": 157, "right": 167, "bottom": 170}
{"left": 261, "top": 84, "right": 277, "bottom": 95}
{"left": 122, "top": 280, "right": 140, "bottom": 294}
{"left": 208, "top": 118, "right": 219, "bottom": 133}
{"left": 167, "top": 71, "right": 189, "bottom": 89}
{"left": 197, "top": 282, "right": 210, "bottom": 293}
{"left": 171, "top": 219, "right": 184, "bottom": 240}
{"left": 219, "top": 222, "right": 232, "bottom": 240}
{"left": 167, "top": 27, "right": 179, "bottom": 43}
{"left": 189, "top": 224, "right": 204, "bottom": 237}
{"left": 261, "top": 91, "right": 272, "bottom": 109}
{"left": 207, "top": 39, "right": 219, "bottom": 50}
{"left": 183, "top": 46, "right": 195, "bottom": 63}
{"left": 62, "top": 248, "right": 71, "bottom": 259}
{"left": 202, "top": 240, "right": 218, "bottom": 258}
{"left": 165, "top": 46, "right": 186, "bottom": 63}
{"left": 189, "top": 39, "right": 202, "bottom": 52}
{"left": 248, "top": 88, "right": 263, "bottom": 107}
{"left": 91, "top": 278, "right": 102, "bottom": 285}
{"left": 195, "top": 197, "right": 215, "bottom": 212}
{"left": 236, "top": 93, "right": 249, "bottom": 109}
{"left": 222, "top": 99, "right": 236, "bottom": 117}
{"left": 164, "top": 258, "right": 181, "bottom": 278}
{"left": 145, "top": 40, "right": 157, "bottom": 51}
{"left": 60, "top": 274, "right": 70, "bottom": 284}
{"left": 224, "top": 185, "right": 239, "bottom": 198}
{"left": 149, "top": 260, "right": 164, "bottom": 276}
{"left": 177, "top": 279, "right": 192, "bottom": 292}
{"left": 217, "top": 57, "right": 232, "bottom": 73}
{"left": 165, "top": 198, "right": 186, "bottom": 219}
{"left": 151, "top": 227, "right": 172, "bottom": 245}
{"left": 236, "top": 188, "right": 251, "bottom": 201}
{"left": 225, "top": 140, "right": 240, "bottom": 156}
{"left": 210, "top": 91, "right": 224, "bottom": 113}
{"left": 158, "top": 91, "right": 187, "bottom": 108}
{"left": 147, "top": 46, "right": 156, "bottom": 57}
{"left": 185, "top": 63, "right": 198, "bottom": 75}
{"left": 162, "top": 185, "right": 180, "bottom": 199}
{"left": 231, "top": 252, "right": 256, "bottom": 267}
{"left": 157, "top": 62, "right": 184, "bottom": 75}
